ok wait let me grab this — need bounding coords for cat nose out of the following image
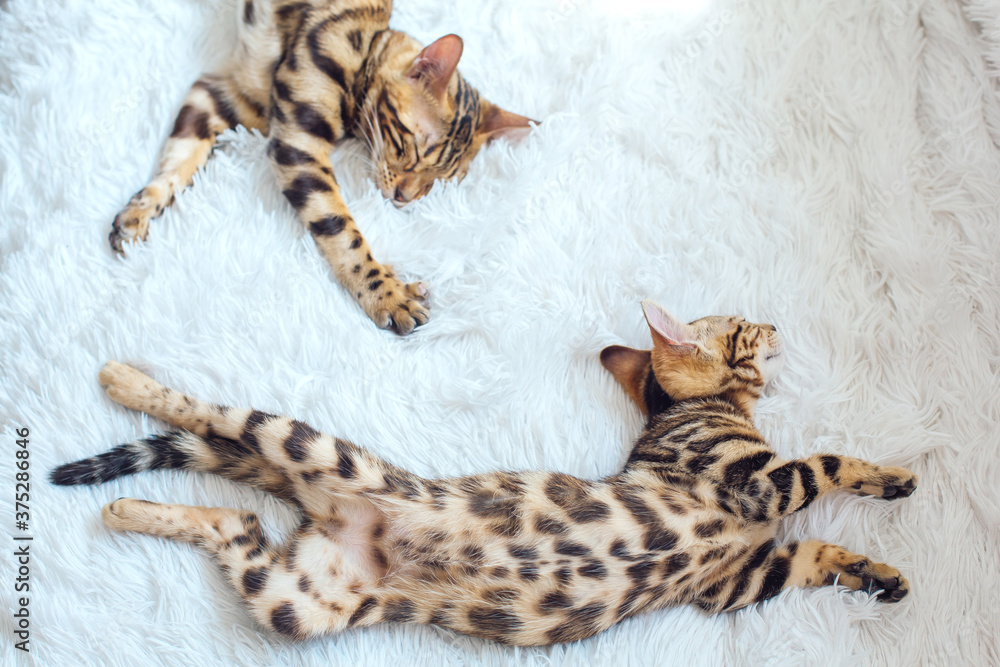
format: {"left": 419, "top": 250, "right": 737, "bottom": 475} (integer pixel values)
{"left": 393, "top": 187, "right": 409, "bottom": 204}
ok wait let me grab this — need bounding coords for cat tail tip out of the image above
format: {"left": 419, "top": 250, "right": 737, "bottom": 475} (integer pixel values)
{"left": 50, "top": 458, "right": 111, "bottom": 486}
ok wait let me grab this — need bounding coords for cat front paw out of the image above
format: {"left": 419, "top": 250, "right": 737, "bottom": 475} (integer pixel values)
{"left": 850, "top": 466, "right": 917, "bottom": 500}
{"left": 362, "top": 274, "right": 429, "bottom": 335}
{"left": 110, "top": 209, "right": 149, "bottom": 252}
{"left": 827, "top": 557, "right": 910, "bottom": 602}
{"left": 109, "top": 187, "right": 165, "bottom": 253}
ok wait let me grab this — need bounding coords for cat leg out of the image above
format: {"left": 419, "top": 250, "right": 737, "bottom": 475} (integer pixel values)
{"left": 97, "top": 361, "right": 427, "bottom": 513}
{"left": 704, "top": 448, "right": 917, "bottom": 521}
{"left": 101, "top": 499, "right": 381, "bottom": 639}
{"left": 652, "top": 431, "right": 916, "bottom": 519}
{"left": 267, "top": 75, "right": 429, "bottom": 334}
{"left": 750, "top": 454, "right": 917, "bottom": 520}
{"left": 110, "top": 74, "right": 267, "bottom": 251}
{"left": 713, "top": 539, "right": 909, "bottom": 612}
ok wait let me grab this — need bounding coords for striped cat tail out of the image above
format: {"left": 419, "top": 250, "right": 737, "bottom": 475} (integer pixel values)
{"left": 50, "top": 431, "right": 205, "bottom": 486}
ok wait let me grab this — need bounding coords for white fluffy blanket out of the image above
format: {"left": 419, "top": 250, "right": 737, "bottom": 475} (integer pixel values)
{"left": 1, "top": 0, "right": 998, "bottom": 664}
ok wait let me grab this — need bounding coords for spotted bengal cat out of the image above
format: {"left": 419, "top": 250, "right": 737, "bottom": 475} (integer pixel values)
{"left": 51, "top": 301, "right": 915, "bottom": 645}
{"left": 110, "top": 0, "right": 533, "bottom": 334}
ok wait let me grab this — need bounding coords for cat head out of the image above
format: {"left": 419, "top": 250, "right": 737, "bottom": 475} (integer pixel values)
{"left": 368, "top": 34, "right": 535, "bottom": 207}
{"left": 601, "top": 300, "right": 784, "bottom": 417}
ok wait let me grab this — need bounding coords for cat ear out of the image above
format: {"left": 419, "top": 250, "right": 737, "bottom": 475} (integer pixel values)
{"left": 477, "top": 101, "right": 536, "bottom": 145}
{"left": 600, "top": 345, "right": 653, "bottom": 413}
{"left": 641, "top": 300, "right": 697, "bottom": 354}
{"left": 408, "top": 34, "right": 464, "bottom": 100}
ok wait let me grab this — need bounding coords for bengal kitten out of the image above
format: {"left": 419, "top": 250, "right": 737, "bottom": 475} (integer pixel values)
{"left": 110, "top": 0, "right": 534, "bottom": 334}
{"left": 51, "top": 301, "right": 915, "bottom": 646}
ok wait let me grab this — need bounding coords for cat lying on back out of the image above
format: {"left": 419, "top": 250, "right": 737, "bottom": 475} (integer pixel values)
{"left": 111, "top": 0, "right": 534, "bottom": 334}
{"left": 51, "top": 300, "right": 914, "bottom": 645}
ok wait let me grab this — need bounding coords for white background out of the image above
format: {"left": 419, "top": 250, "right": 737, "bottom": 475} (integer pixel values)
{"left": 1, "top": 0, "right": 998, "bottom": 664}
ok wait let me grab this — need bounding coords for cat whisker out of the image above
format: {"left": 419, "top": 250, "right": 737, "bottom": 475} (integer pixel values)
{"left": 365, "top": 102, "right": 385, "bottom": 163}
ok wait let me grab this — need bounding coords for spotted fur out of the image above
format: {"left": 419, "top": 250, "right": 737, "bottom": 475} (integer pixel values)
{"left": 51, "top": 302, "right": 915, "bottom": 645}
{"left": 109, "top": 0, "right": 534, "bottom": 335}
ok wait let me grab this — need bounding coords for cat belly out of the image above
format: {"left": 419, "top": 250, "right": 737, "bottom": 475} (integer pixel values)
{"left": 301, "top": 497, "right": 389, "bottom": 589}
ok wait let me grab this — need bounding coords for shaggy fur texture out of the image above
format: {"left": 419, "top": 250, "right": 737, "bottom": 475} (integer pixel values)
{"left": 1, "top": 0, "right": 998, "bottom": 664}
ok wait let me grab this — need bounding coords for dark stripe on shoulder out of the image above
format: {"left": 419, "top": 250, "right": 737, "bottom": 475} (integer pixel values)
{"left": 685, "top": 453, "right": 720, "bottom": 474}
{"left": 294, "top": 105, "right": 335, "bottom": 143}
{"left": 611, "top": 486, "right": 659, "bottom": 526}
{"left": 306, "top": 25, "right": 349, "bottom": 91}
{"left": 628, "top": 447, "right": 679, "bottom": 466}
{"left": 722, "top": 451, "right": 774, "bottom": 487}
